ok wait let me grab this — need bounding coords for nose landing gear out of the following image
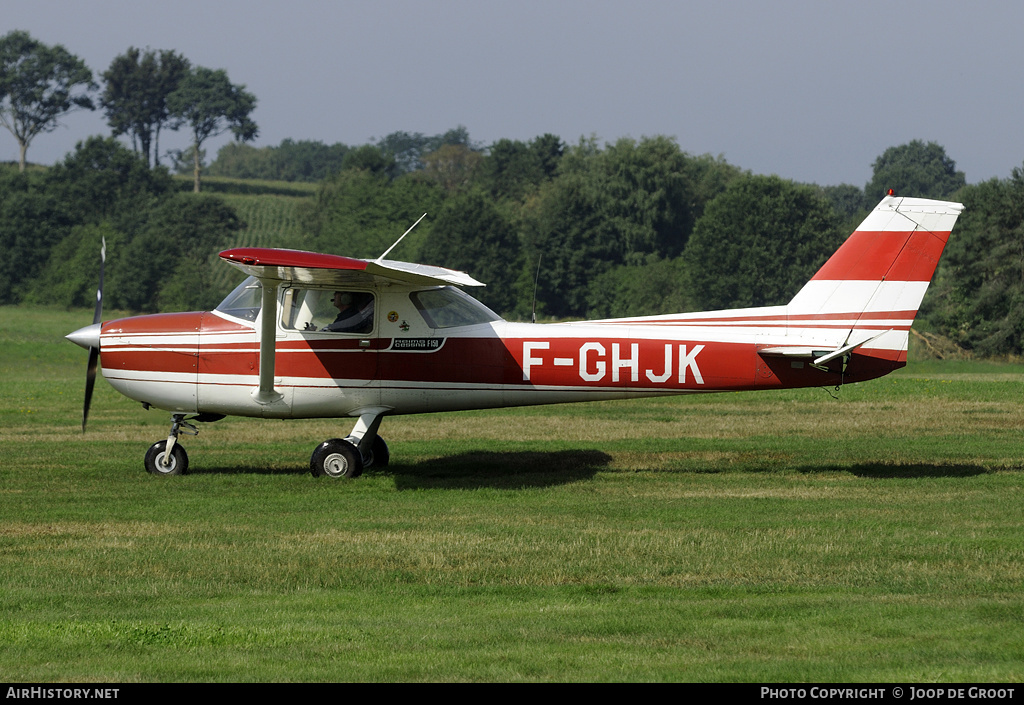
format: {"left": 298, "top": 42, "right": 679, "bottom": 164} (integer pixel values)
{"left": 144, "top": 414, "right": 198, "bottom": 476}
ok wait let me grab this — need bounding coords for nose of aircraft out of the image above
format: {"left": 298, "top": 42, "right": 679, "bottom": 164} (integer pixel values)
{"left": 66, "top": 322, "right": 102, "bottom": 350}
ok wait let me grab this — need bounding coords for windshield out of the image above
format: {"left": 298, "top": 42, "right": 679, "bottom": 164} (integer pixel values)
{"left": 216, "top": 276, "right": 262, "bottom": 321}
{"left": 410, "top": 287, "right": 501, "bottom": 329}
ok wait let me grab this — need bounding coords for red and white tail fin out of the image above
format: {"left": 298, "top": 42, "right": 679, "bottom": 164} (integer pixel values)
{"left": 787, "top": 194, "right": 963, "bottom": 361}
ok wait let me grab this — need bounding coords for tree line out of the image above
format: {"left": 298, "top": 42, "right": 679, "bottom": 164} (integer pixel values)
{"left": 3, "top": 32, "right": 1023, "bottom": 357}
{"left": 0, "top": 31, "right": 256, "bottom": 192}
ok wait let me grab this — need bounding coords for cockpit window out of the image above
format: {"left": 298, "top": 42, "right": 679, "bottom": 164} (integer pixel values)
{"left": 410, "top": 287, "right": 500, "bottom": 329}
{"left": 281, "top": 287, "right": 375, "bottom": 334}
{"left": 215, "top": 276, "right": 262, "bottom": 321}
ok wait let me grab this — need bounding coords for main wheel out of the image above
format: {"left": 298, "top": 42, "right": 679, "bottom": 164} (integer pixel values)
{"left": 310, "top": 438, "right": 363, "bottom": 478}
{"left": 144, "top": 441, "right": 189, "bottom": 476}
{"left": 351, "top": 435, "right": 389, "bottom": 470}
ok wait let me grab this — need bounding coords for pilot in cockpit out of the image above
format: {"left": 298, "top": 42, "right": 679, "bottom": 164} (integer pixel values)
{"left": 325, "top": 291, "right": 374, "bottom": 333}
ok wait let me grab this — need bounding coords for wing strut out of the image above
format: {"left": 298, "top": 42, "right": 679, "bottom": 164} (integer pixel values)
{"left": 253, "top": 279, "right": 284, "bottom": 404}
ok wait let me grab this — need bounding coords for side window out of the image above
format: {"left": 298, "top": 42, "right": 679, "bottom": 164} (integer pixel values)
{"left": 281, "top": 288, "right": 375, "bottom": 334}
{"left": 410, "top": 287, "right": 500, "bottom": 329}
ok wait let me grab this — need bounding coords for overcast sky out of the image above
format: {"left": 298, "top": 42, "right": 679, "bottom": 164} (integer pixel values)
{"left": 5, "top": 0, "right": 1023, "bottom": 187}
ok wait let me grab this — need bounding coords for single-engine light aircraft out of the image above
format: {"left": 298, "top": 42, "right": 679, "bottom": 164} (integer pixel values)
{"left": 66, "top": 194, "right": 963, "bottom": 477}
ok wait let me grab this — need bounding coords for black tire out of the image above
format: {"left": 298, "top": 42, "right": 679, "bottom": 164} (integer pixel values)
{"left": 352, "top": 435, "right": 389, "bottom": 469}
{"left": 310, "top": 438, "right": 363, "bottom": 479}
{"left": 144, "top": 441, "right": 189, "bottom": 476}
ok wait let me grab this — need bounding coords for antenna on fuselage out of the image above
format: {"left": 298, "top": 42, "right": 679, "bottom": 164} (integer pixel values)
{"left": 531, "top": 254, "right": 542, "bottom": 324}
{"left": 375, "top": 212, "right": 427, "bottom": 263}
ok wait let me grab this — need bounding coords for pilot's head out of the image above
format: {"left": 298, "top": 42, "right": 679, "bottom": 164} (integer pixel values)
{"left": 333, "top": 291, "right": 353, "bottom": 309}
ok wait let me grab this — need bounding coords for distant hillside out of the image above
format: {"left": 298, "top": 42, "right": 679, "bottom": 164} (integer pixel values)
{"left": 173, "top": 174, "right": 318, "bottom": 198}
{"left": 174, "top": 176, "right": 317, "bottom": 293}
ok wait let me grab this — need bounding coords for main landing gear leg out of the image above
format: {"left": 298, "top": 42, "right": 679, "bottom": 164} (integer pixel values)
{"left": 144, "top": 413, "right": 198, "bottom": 476}
{"left": 310, "top": 409, "right": 390, "bottom": 479}
{"left": 347, "top": 411, "right": 390, "bottom": 470}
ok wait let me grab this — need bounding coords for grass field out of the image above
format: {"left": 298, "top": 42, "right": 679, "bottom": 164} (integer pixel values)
{"left": 2, "top": 305, "right": 1023, "bottom": 682}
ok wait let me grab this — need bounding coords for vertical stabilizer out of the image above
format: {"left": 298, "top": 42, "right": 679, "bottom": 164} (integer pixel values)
{"left": 786, "top": 195, "right": 963, "bottom": 360}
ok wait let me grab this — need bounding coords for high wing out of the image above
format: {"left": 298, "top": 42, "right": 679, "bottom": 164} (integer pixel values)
{"left": 219, "top": 247, "right": 485, "bottom": 288}
{"left": 217, "top": 247, "right": 485, "bottom": 408}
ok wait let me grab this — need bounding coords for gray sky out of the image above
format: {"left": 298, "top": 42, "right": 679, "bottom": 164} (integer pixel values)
{"left": 5, "top": 0, "right": 1023, "bottom": 187}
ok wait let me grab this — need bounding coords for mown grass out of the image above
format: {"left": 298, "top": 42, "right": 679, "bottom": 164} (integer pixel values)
{"left": 2, "top": 305, "right": 1023, "bottom": 682}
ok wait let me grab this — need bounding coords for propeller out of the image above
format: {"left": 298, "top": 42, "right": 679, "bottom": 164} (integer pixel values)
{"left": 81, "top": 237, "right": 105, "bottom": 431}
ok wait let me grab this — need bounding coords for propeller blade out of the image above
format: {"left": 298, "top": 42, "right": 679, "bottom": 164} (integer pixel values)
{"left": 83, "top": 346, "right": 98, "bottom": 432}
{"left": 82, "top": 236, "right": 105, "bottom": 432}
{"left": 93, "top": 236, "right": 105, "bottom": 325}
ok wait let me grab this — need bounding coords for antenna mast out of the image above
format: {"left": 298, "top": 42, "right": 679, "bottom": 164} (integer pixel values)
{"left": 376, "top": 213, "right": 427, "bottom": 263}
{"left": 531, "top": 254, "right": 542, "bottom": 324}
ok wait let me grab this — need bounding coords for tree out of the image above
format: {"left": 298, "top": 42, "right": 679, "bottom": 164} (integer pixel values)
{"left": 302, "top": 168, "right": 444, "bottom": 261}
{"left": 519, "top": 136, "right": 704, "bottom": 317}
{"left": 821, "top": 183, "right": 868, "bottom": 228}
{"left": 112, "top": 194, "right": 242, "bottom": 312}
{"left": 44, "top": 136, "right": 173, "bottom": 231}
{"left": 101, "top": 47, "right": 189, "bottom": 167}
{"left": 18, "top": 138, "right": 175, "bottom": 307}
{"left": 481, "top": 134, "right": 564, "bottom": 200}
{"left": 419, "top": 190, "right": 520, "bottom": 313}
{"left": 584, "top": 255, "right": 693, "bottom": 319}
{"left": 925, "top": 165, "right": 1024, "bottom": 356}
{"left": 865, "top": 140, "right": 966, "bottom": 202}
{"left": 25, "top": 222, "right": 122, "bottom": 309}
{"left": 376, "top": 126, "right": 476, "bottom": 175}
{"left": 519, "top": 172, "right": 616, "bottom": 317}
{"left": 684, "top": 175, "right": 844, "bottom": 310}
{"left": 0, "top": 168, "right": 69, "bottom": 301}
{"left": 207, "top": 138, "right": 350, "bottom": 181}
{"left": 0, "top": 30, "right": 96, "bottom": 171}
{"left": 422, "top": 143, "right": 483, "bottom": 194}
{"left": 340, "top": 144, "right": 395, "bottom": 176}
{"left": 167, "top": 66, "right": 257, "bottom": 192}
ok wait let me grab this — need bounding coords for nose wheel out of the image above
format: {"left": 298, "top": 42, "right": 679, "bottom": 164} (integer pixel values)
{"left": 145, "top": 414, "right": 197, "bottom": 475}
{"left": 145, "top": 440, "right": 189, "bottom": 475}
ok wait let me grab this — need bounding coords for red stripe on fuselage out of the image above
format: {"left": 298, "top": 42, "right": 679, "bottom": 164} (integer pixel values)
{"left": 100, "top": 312, "right": 203, "bottom": 376}
{"left": 103, "top": 311, "right": 205, "bottom": 336}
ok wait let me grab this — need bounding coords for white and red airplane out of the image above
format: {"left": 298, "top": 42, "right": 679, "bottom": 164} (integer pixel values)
{"left": 66, "top": 194, "right": 963, "bottom": 477}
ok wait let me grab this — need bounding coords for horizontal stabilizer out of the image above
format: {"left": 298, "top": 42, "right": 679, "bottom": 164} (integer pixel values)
{"left": 757, "top": 346, "right": 831, "bottom": 359}
{"left": 812, "top": 330, "right": 890, "bottom": 366}
{"left": 759, "top": 330, "right": 891, "bottom": 365}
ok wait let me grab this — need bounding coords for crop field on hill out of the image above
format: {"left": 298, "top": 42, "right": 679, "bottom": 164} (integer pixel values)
{"left": 189, "top": 178, "right": 316, "bottom": 293}
{"left": 2, "top": 306, "right": 1023, "bottom": 682}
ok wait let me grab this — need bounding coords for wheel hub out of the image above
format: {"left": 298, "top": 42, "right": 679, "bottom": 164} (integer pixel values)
{"left": 323, "top": 452, "right": 349, "bottom": 477}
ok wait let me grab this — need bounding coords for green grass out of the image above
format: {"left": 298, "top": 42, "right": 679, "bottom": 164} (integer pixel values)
{"left": 2, "top": 305, "right": 1023, "bottom": 681}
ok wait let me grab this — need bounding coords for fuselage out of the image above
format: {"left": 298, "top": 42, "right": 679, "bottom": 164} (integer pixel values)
{"left": 96, "top": 278, "right": 903, "bottom": 420}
